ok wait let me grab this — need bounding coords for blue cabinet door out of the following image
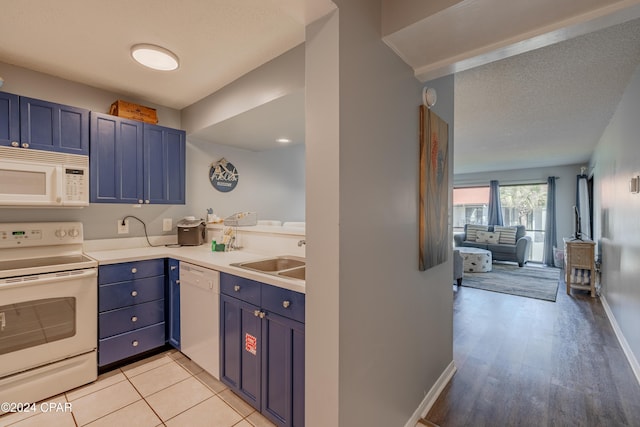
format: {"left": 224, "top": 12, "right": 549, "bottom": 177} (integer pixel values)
{"left": 0, "top": 91, "right": 19, "bottom": 147}
{"left": 262, "top": 311, "right": 305, "bottom": 427}
{"left": 167, "top": 259, "right": 180, "bottom": 349}
{"left": 20, "top": 96, "right": 89, "bottom": 154}
{"left": 143, "top": 123, "right": 185, "bottom": 204}
{"left": 90, "top": 112, "right": 144, "bottom": 203}
{"left": 220, "top": 294, "right": 262, "bottom": 410}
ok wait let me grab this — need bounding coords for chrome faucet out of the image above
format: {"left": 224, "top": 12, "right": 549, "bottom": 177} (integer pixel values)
{"left": 298, "top": 239, "right": 306, "bottom": 247}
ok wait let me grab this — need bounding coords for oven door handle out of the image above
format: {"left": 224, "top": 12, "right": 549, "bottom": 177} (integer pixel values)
{"left": 0, "top": 268, "right": 97, "bottom": 289}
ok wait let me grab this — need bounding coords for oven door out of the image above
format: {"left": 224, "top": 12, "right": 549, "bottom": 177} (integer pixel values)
{"left": 0, "top": 268, "right": 97, "bottom": 377}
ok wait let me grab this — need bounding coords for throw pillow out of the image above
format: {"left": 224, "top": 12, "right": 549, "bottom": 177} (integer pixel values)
{"left": 494, "top": 226, "right": 517, "bottom": 244}
{"left": 466, "top": 224, "right": 489, "bottom": 242}
{"left": 476, "top": 230, "right": 500, "bottom": 244}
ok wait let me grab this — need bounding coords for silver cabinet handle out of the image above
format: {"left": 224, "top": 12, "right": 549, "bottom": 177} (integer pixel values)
{"left": 132, "top": 340, "right": 139, "bottom": 347}
{"left": 131, "top": 268, "right": 137, "bottom": 273}
{"left": 254, "top": 310, "right": 261, "bottom": 317}
{"left": 176, "top": 280, "right": 180, "bottom": 284}
{"left": 131, "top": 316, "right": 138, "bottom": 322}
{"left": 11, "top": 141, "right": 19, "bottom": 147}
{"left": 170, "top": 265, "right": 177, "bottom": 270}
{"left": 259, "top": 311, "right": 265, "bottom": 319}
{"left": 138, "top": 199, "right": 143, "bottom": 204}
{"left": 145, "top": 200, "right": 150, "bottom": 204}
{"left": 131, "top": 290, "right": 138, "bottom": 297}
{"left": 21, "top": 142, "right": 29, "bottom": 148}
{"left": 234, "top": 285, "right": 241, "bottom": 292}
{"left": 282, "top": 301, "right": 291, "bottom": 309}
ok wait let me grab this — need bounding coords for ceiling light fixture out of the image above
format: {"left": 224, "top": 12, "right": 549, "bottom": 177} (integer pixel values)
{"left": 276, "top": 138, "right": 292, "bottom": 144}
{"left": 131, "top": 44, "right": 179, "bottom": 71}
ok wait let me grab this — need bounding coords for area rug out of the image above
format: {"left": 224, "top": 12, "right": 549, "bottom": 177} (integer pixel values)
{"left": 461, "top": 263, "right": 560, "bottom": 302}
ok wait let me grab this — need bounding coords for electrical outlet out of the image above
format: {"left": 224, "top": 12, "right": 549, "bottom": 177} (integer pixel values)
{"left": 117, "top": 219, "right": 129, "bottom": 234}
{"left": 163, "top": 218, "right": 172, "bottom": 232}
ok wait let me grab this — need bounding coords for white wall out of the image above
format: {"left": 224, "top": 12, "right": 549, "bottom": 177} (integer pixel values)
{"left": 0, "top": 61, "right": 191, "bottom": 239}
{"left": 591, "top": 63, "right": 640, "bottom": 374}
{"left": 186, "top": 139, "right": 305, "bottom": 222}
{"left": 0, "top": 61, "right": 305, "bottom": 238}
{"left": 0, "top": 61, "right": 181, "bottom": 128}
{"left": 454, "top": 164, "right": 583, "bottom": 250}
{"left": 181, "top": 44, "right": 304, "bottom": 135}
{"left": 306, "top": 2, "right": 454, "bottom": 426}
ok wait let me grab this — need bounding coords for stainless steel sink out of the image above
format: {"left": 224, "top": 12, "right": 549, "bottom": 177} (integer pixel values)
{"left": 235, "top": 256, "right": 305, "bottom": 272}
{"left": 231, "top": 255, "right": 306, "bottom": 281}
{"left": 277, "top": 266, "right": 305, "bottom": 281}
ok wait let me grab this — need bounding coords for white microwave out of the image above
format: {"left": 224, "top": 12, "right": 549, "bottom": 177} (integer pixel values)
{"left": 0, "top": 146, "right": 89, "bottom": 207}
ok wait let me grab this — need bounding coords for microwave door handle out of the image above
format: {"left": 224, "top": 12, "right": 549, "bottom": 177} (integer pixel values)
{"left": 54, "top": 166, "right": 63, "bottom": 204}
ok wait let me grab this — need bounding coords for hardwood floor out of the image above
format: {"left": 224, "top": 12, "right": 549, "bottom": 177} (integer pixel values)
{"left": 425, "top": 271, "right": 640, "bottom": 426}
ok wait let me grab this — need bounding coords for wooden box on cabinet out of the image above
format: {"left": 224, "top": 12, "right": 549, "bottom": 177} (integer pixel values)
{"left": 109, "top": 99, "right": 158, "bottom": 124}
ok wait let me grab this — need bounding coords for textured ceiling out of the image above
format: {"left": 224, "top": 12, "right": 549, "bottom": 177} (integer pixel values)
{"left": 454, "top": 18, "right": 640, "bottom": 174}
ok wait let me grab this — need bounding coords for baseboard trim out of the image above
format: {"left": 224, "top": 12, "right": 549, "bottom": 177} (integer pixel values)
{"left": 601, "top": 294, "right": 640, "bottom": 387}
{"left": 403, "top": 360, "right": 456, "bottom": 427}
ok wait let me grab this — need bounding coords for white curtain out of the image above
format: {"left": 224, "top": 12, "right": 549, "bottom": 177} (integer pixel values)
{"left": 577, "top": 175, "right": 591, "bottom": 240}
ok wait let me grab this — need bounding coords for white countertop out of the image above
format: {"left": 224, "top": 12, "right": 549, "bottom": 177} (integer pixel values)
{"left": 85, "top": 244, "right": 305, "bottom": 294}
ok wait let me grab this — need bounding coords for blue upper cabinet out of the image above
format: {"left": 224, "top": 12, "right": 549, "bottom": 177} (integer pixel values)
{"left": 90, "top": 113, "right": 144, "bottom": 203}
{"left": 144, "top": 123, "right": 186, "bottom": 205}
{"left": 90, "top": 112, "right": 185, "bottom": 205}
{"left": 0, "top": 92, "right": 19, "bottom": 147}
{"left": 20, "top": 96, "right": 89, "bottom": 155}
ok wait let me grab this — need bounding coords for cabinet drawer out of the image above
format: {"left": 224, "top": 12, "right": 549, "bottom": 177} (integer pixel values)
{"left": 220, "top": 273, "right": 261, "bottom": 305}
{"left": 98, "top": 322, "right": 165, "bottom": 367}
{"left": 99, "top": 275, "right": 164, "bottom": 312}
{"left": 262, "top": 284, "right": 305, "bottom": 323}
{"left": 99, "top": 299, "right": 165, "bottom": 339}
{"left": 99, "top": 259, "right": 165, "bottom": 285}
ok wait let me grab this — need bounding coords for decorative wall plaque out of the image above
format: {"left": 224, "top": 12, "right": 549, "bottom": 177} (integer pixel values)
{"left": 209, "top": 158, "right": 239, "bottom": 192}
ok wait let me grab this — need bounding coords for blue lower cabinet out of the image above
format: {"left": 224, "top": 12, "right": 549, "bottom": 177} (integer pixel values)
{"left": 98, "top": 275, "right": 165, "bottom": 312}
{"left": 220, "top": 294, "right": 262, "bottom": 410}
{"left": 220, "top": 273, "right": 305, "bottom": 427}
{"left": 99, "top": 323, "right": 165, "bottom": 366}
{"left": 262, "top": 312, "right": 305, "bottom": 427}
{"left": 99, "top": 299, "right": 165, "bottom": 338}
{"left": 167, "top": 258, "right": 180, "bottom": 349}
{"left": 98, "top": 259, "right": 166, "bottom": 368}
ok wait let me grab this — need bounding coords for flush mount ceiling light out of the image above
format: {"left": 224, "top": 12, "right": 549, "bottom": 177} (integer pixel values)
{"left": 131, "top": 44, "right": 179, "bottom": 71}
{"left": 276, "top": 138, "right": 292, "bottom": 144}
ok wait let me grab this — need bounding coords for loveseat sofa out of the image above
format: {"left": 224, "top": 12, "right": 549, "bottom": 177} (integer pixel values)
{"left": 454, "top": 224, "right": 532, "bottom": 267}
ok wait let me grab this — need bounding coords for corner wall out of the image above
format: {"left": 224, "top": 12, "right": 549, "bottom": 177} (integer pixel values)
{"left": 591, "top": 63, "right": 640, "bottom": 377}
{"left": 305, "top": 2, "right": 454, "bottom": 426}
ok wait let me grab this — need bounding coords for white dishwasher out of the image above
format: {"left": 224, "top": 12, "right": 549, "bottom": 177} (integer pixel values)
{"left": 179, "top": 261, "right": 220, "bottom": 379}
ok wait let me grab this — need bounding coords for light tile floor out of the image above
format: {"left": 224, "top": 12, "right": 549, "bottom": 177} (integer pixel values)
{"left": 0, "top": 350, "right": 276, "bottom": 427}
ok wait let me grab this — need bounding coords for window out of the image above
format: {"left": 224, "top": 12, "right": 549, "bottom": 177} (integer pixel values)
{"left": 453, "top": 183, "right": 548, "bottom": 262}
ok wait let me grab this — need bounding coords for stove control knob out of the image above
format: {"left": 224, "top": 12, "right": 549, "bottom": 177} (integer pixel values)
{"left": 55, "top": 229, "right": 67, "bottom": 238}
{"left": 68, "top": 228, "right": 80, "bottom": 238}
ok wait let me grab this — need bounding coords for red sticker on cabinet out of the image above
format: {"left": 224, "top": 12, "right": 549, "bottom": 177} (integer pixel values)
{"left": 245, "top": 333, "right": 257, "bottom": 355}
